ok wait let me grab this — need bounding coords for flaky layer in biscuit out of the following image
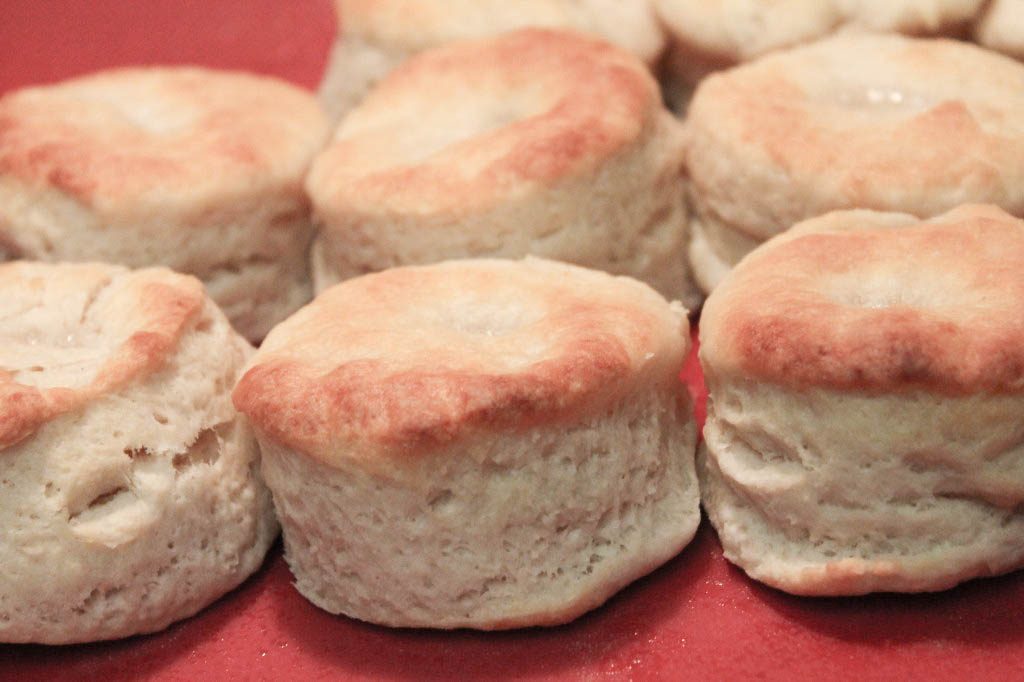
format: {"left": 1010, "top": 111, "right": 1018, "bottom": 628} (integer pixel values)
{"left": 0, "top": 262, "right": 276, "bottom": 643}
{"left": 236, "top": 257, "right": 697, "bottom": 628}
{"left": 698, "top": 205, "right": 1024, "bottom": 595}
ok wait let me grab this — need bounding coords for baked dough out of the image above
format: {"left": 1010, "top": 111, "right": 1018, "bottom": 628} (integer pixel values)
{"left": 309, "top": 28, "right": 699, "bottom": 310}
{"left": 699, "top": 205, "right": 1024, "bottom": 595}
{"left": 0, "top": 262, "right": 277, "bottom": 643}
{"left": 234, "top": 258, "right": 699, "bottom": 628}
{"left": 685, "top": 33, "right": 1024, "bottom": 293}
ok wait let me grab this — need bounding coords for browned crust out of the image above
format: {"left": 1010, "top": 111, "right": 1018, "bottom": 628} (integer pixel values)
{"left": 235, "top": 335, "right": 631, "bottom": 455}
{"left": 0, "top": 266, "right": 205, "bottom": 450}
{"left": 700, "top": 205, "right": 1024, "bottom": 394}
{"left": 685, "top": 34, "right": 1024, "bottom": 239}
{"left": 0, "top": 381, "right": 74, "bottom": 451}
{"left": 0, "top": 66, "right": 326, "bottom": 209}
{"left": 718, "top": 83, "right": 1010, "bottom": 208}
{"left": 307, "top": 28, "right": 657, "bottom": 216}
{"left": 233, "top": 259, "right": 687, "bottom": 464}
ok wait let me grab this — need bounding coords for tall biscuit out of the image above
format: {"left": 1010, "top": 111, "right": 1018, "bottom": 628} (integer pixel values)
{"left": 685, "top": 33, "right": 1024, "bottom": 293}
{"left": 310, "top": 29, "right": 699, "bottom": 310}
{"left": 699, "top": 205, "right": 1024, "bottom": 595}
{"left": 234, "top": 258, "right": 699, "bottom": 629}
{"left": 0, "top": 262, "right": 277, "bottom": 643}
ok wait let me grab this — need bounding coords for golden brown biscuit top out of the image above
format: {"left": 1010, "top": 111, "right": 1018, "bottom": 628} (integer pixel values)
{"left": 306, "top": 28, "right": 660, "bottom": 219}
{"left": 234, "top": 258, "right": 689, "bottom": 465}
{"left": 335, "top": 0, "right": 665, "bottom": 64}
{"left": 0, "top": 262, "right": 205, "bottom": 450}
{"left": 686, "top": 34, "right": 1024, "bottom": 239}
{"left": 700, "top": 205, "right": 1024, "bottom": 395}
{"left": 0, "top": 66, "right": 328, "bottom": 213}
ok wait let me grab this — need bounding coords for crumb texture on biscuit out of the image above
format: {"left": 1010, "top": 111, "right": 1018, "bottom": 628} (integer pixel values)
{"left": 237, "top": 257, "right": 697, "bottom": 628}
{"left": 0, "top": 262, "right": 276, "bottom": 644}
{"left": 236, "top": 258, "right": 690, "bottom": 467}
{"left": 262, "top": 375, "right": 698, "bottom": 628}
{"left": 701, "top": 205, "right": 1024, "bottom": 394}
{"left": 699, "top": 381, "right": 1024, "bottom": 595}
{"left": 0, "top": 262, "right": 203, "bottom": 449}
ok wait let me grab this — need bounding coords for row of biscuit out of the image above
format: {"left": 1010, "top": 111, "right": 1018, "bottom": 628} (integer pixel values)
{"left": 5, "top": 20, "right": 1024, "bottom": 334}
{"left": 0, "top": 255, "right": 698, "bottom": 641}
{"left": 2, "top": 2, "right": 1023, "bottom": 645}
{"left": 0, "top": 29, "right": 696, "bottom": 341}
{"left": 321, "top": 0, "right": 1024, "bottom": 117}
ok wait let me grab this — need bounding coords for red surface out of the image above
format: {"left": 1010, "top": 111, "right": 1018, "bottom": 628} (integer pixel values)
{"left": 0, "top": 0, "right": 335, "bottom": 94}
{"left": 3, "top": 4, "right": 1024, "bottom": 680}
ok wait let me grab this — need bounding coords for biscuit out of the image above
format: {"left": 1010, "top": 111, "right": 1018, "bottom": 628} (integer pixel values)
{"left": 975, "top": 0, "right": 1024, "bottom": 60}
{"left": 319, "top": 0, "right": 665, "bottom": 123}
{"left": 233, "top": 258, "right": 699, "bottom": 628}
{"left": 698, "top": 205, "right": 1024, "bottom": 595}
{"left": 0, "top": 67, "right": 330, "bottom": 343}
{"left": 655, "top": 0, "right": 984, "bottom": 107}
{"left": 0, "top": 262, "right": 277, "bottom": 643}
{"left": 685, "top": 33, "right": 1024, "bottom": 294}
{"left": 309, "top": 29, "right": 699, "bottom": 310}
